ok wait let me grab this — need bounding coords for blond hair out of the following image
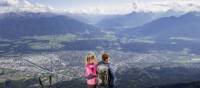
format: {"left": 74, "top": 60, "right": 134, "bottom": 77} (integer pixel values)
{"left": 85, "top": 52, "right": 97, "bottom": 65}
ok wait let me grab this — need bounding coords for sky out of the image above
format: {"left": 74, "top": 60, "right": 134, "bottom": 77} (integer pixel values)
{"left": 1, "top": 0, "right": 200, "bottom": 14}
{"left": 27, "top": 0, "right": 150, "bottom": 8}
{"left": 27, "top": 0, "right": 161, "bottom": 14}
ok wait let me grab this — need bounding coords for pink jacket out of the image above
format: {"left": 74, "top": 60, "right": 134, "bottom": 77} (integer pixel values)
{"left": 85, "top": 63, "right": 97, "bottom": 85}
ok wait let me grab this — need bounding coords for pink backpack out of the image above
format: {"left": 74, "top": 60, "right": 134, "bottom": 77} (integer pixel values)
{"left": 85, "top": 64, "right": 97, "bottom": 85}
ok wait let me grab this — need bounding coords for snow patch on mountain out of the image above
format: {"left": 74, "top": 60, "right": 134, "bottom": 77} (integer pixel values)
{"left": 0, "top": 0, "right": 55, "bottom": 13}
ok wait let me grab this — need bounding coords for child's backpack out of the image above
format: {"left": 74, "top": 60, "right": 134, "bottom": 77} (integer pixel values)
{"left": 97, "top": 63, "right": 109, "bottom": 86}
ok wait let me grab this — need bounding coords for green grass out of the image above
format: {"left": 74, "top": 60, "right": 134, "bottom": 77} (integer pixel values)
{"left": 0, "top": 68, "right": 17, "bottom": 74}
{"left": 14, "top": 40, "right": 31, "bottom": 44}
{"left": 0, "top": 68, "right": 18, "bottom": 83}
{"left": 22, "top": 34, "right": 78, "bottom": 43}
{"left": 0, "top": 44, "right": 10, "bottom": 47}
{"left": 28, "top": 42, "right": 65, "bottom": 50}
{"left": 0, "top": 38, "right": 11, "bottom": 42}
{"left": 0, "top": 77, "right": 33, "bottom": 82}
{"left": 0, "top": 77, "right": 37, "bottom": 88}
{"left": 21, "top": 34, "right": 78, "bottom": 50}
{"left": 103, "top": 34, "right": 117, "bottom": 41}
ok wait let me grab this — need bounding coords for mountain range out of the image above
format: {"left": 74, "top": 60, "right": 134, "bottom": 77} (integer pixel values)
{"left": 96, "top": 12, "right": 157, "bottom": 29}
{"left": 95, "top": 10, "right": 186, "bottom": 31}
{"left": 123, "top": 12, "right": 200, "bottom": 41}
{"left": 0, "top": 12, "right": 101, "bottom": 38}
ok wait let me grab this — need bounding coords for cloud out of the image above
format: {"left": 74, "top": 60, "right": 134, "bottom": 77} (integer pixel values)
{"left": 0, "top": 2, "right": 10, "bottom": 7}
{"left": 1, "top": 0, "right": 200, "bottom": 14}
{"left": 0, "top": 0, "right": 13, "bottom": 7}
{"left": 0, "top": 0, "right": 31, "bottom": 7}
{"left": 0, "top": 0, "right": 55, "bottom": 13}
{"left": 67, "top": 3, "right": 134, "bottom": 14}
{"left": 119, "top": 0, "right": 200, "bottom": 13}
{"left": 66, "top": 0, "right": 200, "bottom": 14}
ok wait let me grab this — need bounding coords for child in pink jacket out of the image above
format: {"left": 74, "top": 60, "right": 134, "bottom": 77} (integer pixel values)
{"left": 84, "top": 53, "right": 98, "bottom": 88}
